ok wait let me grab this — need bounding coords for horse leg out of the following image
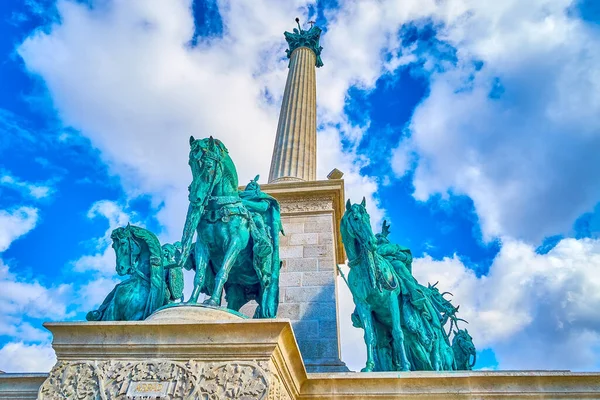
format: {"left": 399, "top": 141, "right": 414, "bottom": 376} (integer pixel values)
{"left": 389, "top": 294, "right": 411, "bottom": 371}
{"left": 189, "top": 240, "right": 209, "bottom": 303}
{"left": 355, "top": 302, "right": 376, "bottom": 372}
{"left": 205, "top": 238, "right": 243, "bottom": 306}
{"left": 225, "top": 284, "right": 246, "bottom": 311}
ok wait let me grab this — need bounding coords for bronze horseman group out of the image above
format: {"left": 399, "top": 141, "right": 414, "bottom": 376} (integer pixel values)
{"left": 87, "top": 136, "right": 475, "bottom": 372}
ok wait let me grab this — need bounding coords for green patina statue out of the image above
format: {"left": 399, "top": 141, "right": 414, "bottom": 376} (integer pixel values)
{"left": 285, "top": 18, "right": 324, "bottom": 68}
{"left": 340, "top": 199, "right": 476, "bottom": 371}
{"left": 86, "top": 224, "right": 184, "bottom": 321}
{"left": 179, "top": 136, "right": 283, "bottom": 318}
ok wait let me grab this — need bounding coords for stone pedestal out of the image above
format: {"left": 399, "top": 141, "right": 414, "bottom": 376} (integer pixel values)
{"left": 260, "top": 179, "right": 347, "bottom": 373}
{"left": 34, "top": 305, "right": 304, "bottom": 400}
{"left": 2, "top": 306, "right": 600, "bottom": 399}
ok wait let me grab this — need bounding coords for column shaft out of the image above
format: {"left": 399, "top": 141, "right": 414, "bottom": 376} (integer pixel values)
{"left": 268, "top": 47, "right": 317, "bottom": 183}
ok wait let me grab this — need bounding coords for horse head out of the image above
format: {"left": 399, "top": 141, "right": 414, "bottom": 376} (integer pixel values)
{"left": 111, "top": 224, "right": 141, "bottom": 276}
{"left": 187, "top": 136, "right": 235, "bottom": 207}
{"left": 341, "top": 197, "right": 377, "bottom": 255}
{"left": 453, "top": 329, "right": 476, "bottom": 369}
{"left": 111, "top": 224, "right": 163, "bottom": 277}
{"left": 341, "top": 198, "right": 398, "bottom": 293}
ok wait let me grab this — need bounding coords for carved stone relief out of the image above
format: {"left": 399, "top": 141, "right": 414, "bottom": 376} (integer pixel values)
{"left": 39, "top": 360, "right": 269, "bottom": 400}
{"left": 279, "top": 196, "right": 333, "bottom": 214}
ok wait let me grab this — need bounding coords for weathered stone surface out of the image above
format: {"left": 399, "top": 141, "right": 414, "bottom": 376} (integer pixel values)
{"left": 289, "top": 233, "right": 319, "bottom": 246}
{"left": 280, "top": 246, "right": 304, "bottom": 259}
{"left": 284, "top": 258, "right": 318, "bottom": 272}
{"left": 304, "top": 245, "right": 333, "bottom": 259}
{"left": 302, "top": 271, "right": 334, "bottom": 287}
{"left": 280, "top": 272, "right": 303, "bottom": 287}
{"left": 283, "top": 222, "right": 304, "bottom": 234}
{"left": 300, "top": 301, "right": 337, "bottom": 321}
{"left": 318, "top": 320, "right": 338, "bottom": 339}
{"left": 285, "top": 286, "right": 327, "bottom": 303}
{"left": 318, "top": 258, "right": 335, "bottom": 271}
{"left": 291, "top": 320, "right": 319, "bottom": 339}
{"left": 277, "top": 303, "right": 301, "bottom": 320}
{"left": 304, "top": 220, "right": 332, "bottom": 234}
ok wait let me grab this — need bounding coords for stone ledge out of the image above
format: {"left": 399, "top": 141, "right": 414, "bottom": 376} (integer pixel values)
{"left": 0, "top": 374, "right": 48, "bottom": 400}
{"left": 4, "top": 368, "right": 600, "bottom": 399}
{"left": 300, "top": 371, "right": 600, "bottom": 399}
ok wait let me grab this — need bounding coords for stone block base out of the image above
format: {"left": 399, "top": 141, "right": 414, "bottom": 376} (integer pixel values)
{"left": 1, "top": 306, "right": 600, "bottom": 399}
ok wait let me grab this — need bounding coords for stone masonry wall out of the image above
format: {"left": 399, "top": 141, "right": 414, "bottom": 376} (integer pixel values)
{"left": 277, "top": 213, "right": 345, "bottom": 372}
{"left": 239, "top": 182, "right": 348, "bottom": 372}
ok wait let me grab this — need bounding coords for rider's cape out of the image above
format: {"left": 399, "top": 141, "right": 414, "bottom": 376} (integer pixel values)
{"left": 239, "top": 189, "right": 283, "bottom": 317}
{"left": 239, "top": 189, "right": 283, "bottom": 245}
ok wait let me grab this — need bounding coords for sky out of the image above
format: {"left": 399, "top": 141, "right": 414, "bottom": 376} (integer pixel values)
{"left": 1, "top": 0, "right": 600, "bottom": 373}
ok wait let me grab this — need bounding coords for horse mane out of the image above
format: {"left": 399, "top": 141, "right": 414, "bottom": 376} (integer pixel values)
{"left": 193, "top": 137, "right": 239, "bottom": 188}
{"left": 112, "top": 225, "right": 162, "bottom": 266}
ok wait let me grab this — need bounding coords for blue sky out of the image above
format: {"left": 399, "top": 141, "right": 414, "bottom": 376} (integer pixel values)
{"left": 1, "top": 0, "right": 600, "bottom": 373}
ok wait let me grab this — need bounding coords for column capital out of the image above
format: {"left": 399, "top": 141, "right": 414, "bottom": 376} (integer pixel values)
{"left": 284, "top": 19, "right": 324, "bottom": 68}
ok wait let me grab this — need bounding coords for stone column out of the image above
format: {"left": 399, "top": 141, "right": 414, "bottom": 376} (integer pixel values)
{"left": 269, "top": 46, "right": 318, "bottom": 183}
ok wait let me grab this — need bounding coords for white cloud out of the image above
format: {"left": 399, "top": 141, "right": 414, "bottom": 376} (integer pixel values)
{"left": 0, "top": 259, "right": 70, "bottom": 373}
{"left": 0, "top": 342, "right": 56, "bottom": 373}
{"left": 17, "top": 0, "right": 398, "bottom": 242}
{"left": 0, "top": 261, "right": 72, "bottom": 322}
{"left": 0, "top": 172, "right": 54, "bottom": 200}
{"left": 0, "top": 207, "right": 39, "bottom": 252}
{"left": 395, "top": 0, "right": 600, "bottom": 242}
{"left": 72, "top": 200, "right": 133, "bottom": 275}
{"left": 411, "top": 237, "right": 600, "bottom": 370}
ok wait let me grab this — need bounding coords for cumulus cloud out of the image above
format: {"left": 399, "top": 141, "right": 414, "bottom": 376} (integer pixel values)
{"left": 0, "top": 207, "right": 39, "bottom": 252}
{"left": 17, "top": 0, "right": 393, "bottom": 240}
{"left": 411, "top": 237, "right": 600, "bottom": 370}
{"left": 72, "top": 200, "right": 134, "bottom": 275}
{"left": 395, "top": 0, "right": 600, "bottom": 242}
{"left": 0, "top": 342, "right": 56, "bottom": 373}
{"left": 0, "top": 207, "right": 69, "bottom": 373}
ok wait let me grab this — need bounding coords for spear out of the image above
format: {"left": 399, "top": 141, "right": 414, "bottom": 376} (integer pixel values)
{"left": 336, "top": 264, "right": 351, "bottom": 289}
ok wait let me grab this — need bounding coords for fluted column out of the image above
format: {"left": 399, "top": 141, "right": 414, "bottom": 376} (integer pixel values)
{"left": 269, "top": 21, "right": 323, "bottom": 184}
{"left": 269, "top": 47, "right": 317, "bottom": 183}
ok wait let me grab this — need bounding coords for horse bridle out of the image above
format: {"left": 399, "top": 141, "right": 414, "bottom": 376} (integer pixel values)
{"left": 345, "top": 213, "right": 398, "bottom": 292}
{"left": 125, "top": 233, "right": 150, "bottom": 284}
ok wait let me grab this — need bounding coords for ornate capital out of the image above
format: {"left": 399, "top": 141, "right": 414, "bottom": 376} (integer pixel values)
{"left": 284, "top": 21, "right": 324, "bottom": 68}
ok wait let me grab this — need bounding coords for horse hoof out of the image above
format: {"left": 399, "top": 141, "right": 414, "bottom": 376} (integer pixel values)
{"left": 203, "top": 298, "right": 218, "bottom": 307}
{"left": 361, "top": 362, "right": 375, "bottom": 372}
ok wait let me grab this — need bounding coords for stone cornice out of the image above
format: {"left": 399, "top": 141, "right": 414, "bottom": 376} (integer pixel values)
{"left": 255, "top": 179, "right": 346, "bottom": 264}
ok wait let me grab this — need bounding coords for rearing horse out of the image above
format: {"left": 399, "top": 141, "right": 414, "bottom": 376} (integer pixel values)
{"left": 340, "top": 198, "right": 411, "bottom": 371}
{"left": 179, "top": 136, "right": 278, "bottom": 318}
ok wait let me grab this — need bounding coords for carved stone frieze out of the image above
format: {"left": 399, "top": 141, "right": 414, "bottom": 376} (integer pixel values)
{"left": 268, "top": 371, "right": 291, "bottom": 400}
{"left": 39, "top": 360, "right": 269, "bottom": 400}
{"left": 278, "top": 196, "right": 334, "bottom": 214}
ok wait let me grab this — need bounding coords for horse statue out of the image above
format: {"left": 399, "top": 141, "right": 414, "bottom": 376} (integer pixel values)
{"left": 453, "top": 329, "right": 477, "bottom": 370}
{"left": 340, "top": 202, "right": 476, "bottom": 371}
{"left": 86, "top": 224, "right": 172, "bottom": 321}
{"left": 178, "top": 136, "right": 282, "bottom": 318}
{"left": 340, "top": 198, "right": 411, "bottom": 371}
